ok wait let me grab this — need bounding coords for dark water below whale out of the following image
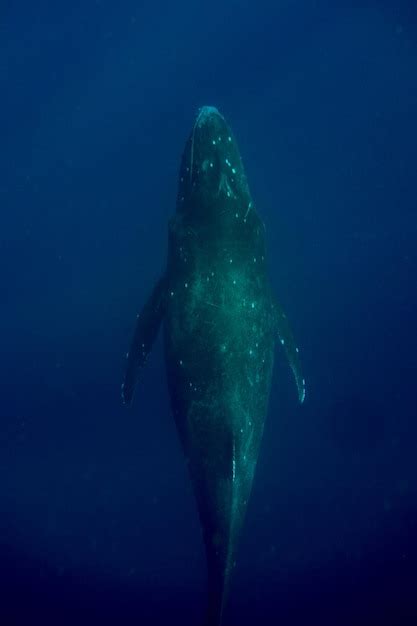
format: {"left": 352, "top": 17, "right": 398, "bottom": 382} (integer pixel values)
{"left": 1, "top": 1, "right": 417, "bottom": 624}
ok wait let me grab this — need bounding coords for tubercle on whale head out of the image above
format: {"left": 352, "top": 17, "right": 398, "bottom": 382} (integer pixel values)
{"left": 176, "top": 106, "right": 251, "bottom": 215}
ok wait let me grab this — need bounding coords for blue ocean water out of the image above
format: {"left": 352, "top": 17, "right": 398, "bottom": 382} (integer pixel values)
{"left": 1, "top": 1, "right": 417, "bottom": 624}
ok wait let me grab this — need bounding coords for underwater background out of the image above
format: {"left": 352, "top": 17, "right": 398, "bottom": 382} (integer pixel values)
{"left": 1, "top": 1, "right": 417, "bottom": 624}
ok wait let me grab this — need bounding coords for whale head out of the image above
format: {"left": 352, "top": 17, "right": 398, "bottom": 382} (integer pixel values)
{"left": 176, "top": 106, "right": 250, "bottom": 215}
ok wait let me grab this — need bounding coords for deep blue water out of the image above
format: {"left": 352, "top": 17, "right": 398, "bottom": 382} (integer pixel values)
{"left": 1, "top": 1, "right": 417, "bottom": 624}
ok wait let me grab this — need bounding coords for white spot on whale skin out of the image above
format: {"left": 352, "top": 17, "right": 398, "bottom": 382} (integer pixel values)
{"left": 280, "top": 338, "right": 285, "bottom": 346}
{"left": 296, "top": 347, "right": 299, "bottom": 353}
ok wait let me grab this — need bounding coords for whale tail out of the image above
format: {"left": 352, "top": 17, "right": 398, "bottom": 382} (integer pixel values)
{"left": 202, "top": 545, "right": 235, "bottom": 626}
{"left": 189, "top": 441, "right": 250, "bottom": 626}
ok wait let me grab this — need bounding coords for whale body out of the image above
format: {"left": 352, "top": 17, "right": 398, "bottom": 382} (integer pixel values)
{"left": 122, "top": 106, "right": 305, "bottom": 625}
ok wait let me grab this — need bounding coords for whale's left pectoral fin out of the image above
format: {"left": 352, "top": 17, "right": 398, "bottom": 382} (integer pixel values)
{"left": 122, "top": 275, "right": 167, "bottom": 406}
{"left": 274, "top": 300, "right": 306, "bottom": 403}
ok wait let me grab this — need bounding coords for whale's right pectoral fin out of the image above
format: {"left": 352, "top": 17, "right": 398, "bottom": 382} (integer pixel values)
{"left": 121, "top": 275, "right": 167, "bottom": 406}
{"left": 274, "top": 300, "right": 306, "bottom": 404}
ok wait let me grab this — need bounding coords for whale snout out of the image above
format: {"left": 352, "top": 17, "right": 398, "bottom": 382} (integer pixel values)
{"left": 195, "top": 105, "right": 223, "bottom": 124}
{"left": 175, "top": 105, "right": 251, "bottom": 215}
{"left": 193, "top": 105, "right": 229, "bottom": 143}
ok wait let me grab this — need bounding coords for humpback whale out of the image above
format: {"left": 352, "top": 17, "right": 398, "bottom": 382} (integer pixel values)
{"left": 122, "top": 106, "right": 305, "bottom": 625}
